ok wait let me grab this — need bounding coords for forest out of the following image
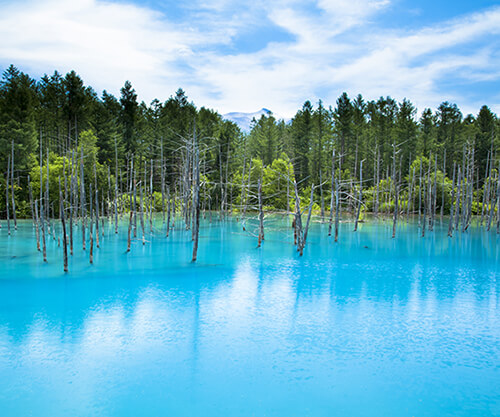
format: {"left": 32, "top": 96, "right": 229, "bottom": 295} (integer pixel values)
{"left": 1, "top": 63, "right": 499, "bottom": 251}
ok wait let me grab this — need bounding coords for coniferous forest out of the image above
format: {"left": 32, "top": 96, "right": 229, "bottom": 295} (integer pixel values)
{"left": 1, "top": 64, "right": 499, "bottom": 262}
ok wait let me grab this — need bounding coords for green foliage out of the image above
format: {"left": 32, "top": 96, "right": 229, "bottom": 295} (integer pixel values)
{"left": 0, "top": 64, "right": 498, "bottom": 220}
{"left": 29, "top": 145, "right": 111, "bottom": 216}
{"left": 262, "top": 155, "right": 294, "bottom": 210}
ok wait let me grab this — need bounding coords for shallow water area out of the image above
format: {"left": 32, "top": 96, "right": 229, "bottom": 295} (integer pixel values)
{"left": 0, "top": 216, "right": 499, "bottom": 416}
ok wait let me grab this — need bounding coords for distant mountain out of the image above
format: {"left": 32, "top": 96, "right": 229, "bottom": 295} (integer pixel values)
{"left": 223, "top": 108, "right": 284, "bottom": 132}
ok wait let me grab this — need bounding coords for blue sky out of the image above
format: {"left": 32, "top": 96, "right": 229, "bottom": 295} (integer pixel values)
{"left": 0, "top": 0, "right": 500, "bottom": 117}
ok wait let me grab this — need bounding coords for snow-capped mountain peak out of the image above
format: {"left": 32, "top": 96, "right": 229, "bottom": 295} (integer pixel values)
{"left": 223, "top": 108, "right": 276, "bottom": 132}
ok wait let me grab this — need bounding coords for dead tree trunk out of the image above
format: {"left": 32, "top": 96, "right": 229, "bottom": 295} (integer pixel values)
{"left": 89, "top": 184, "right": 94, "bottom": 264}
{"left": 441, "top": 150, "right": 446, "bottom": 219}
{"left": 300, "top": 185, "right": 315, "bottom": 256}
{"left": 114, "top": 136, "right": 119, "bottom": 234}
{"left": 46, "top": 148, "right": 50, "bottom": 232}
{"left": 392, "top": 182, "right": 399, "bottom": 239}
{"left": 448, "top": 163, "right": 456, "bottom": 237}
{"left": 224, "top": 147, "right": 230, "bottom": 216}
{"left": 242, "top": 158, "right": 253, "bottom": 231}
{"left": 487, "top": 161, "right": 500, "bottom": 232}
{"left": 464, "top": 147, "right": 475, "bottom": 231}
{"left": 140, "top": 183, "right": 145, "bottom": 245}
{"left": 132, "top": 158, "right": 137, "bottom": 238}
{"left": 93, "top": 161, "right": 100, "bottom": 248}
{"left": 80, "top": 147, "right": 86, "bottom": 250}
{"left": 95, "top": 188, "right": 100, "bottom": 248}
{"left": 10, "top": 141, "right": 17, "bottom": 230}
{"left": 166, "top": 186, "right": 171, "bottom": 237}
{"left": 29, "top": 176, "right": 40, "bottom": 251}
{"left": 429, "top": 155, "right": 438, "bottom": 231}
{"left": 334, "top": 157, "right": 342, "bottom": 243}
{"left": 418, "top": 157, "right": 423, "bottom": 226}
{"left": 192, "top": 146, "right": 201, "bottom": 262}
{"left": 257, "top": 178, "right": 264, "bottom": 248}
{"left": 354, "top": 160, "right": 364, "bottom": 232}
{"left": 69, "top": 150, "right": 74, "bottom": 255}
{"left": 149, "top": 159, "right": 155, "bottom": 233}
{"left": 40, "top": 198, "right": 47, "bottom": 262}
{"left": 34, "top": 199, "right": 41, "bottom": 252}
{"left": 407, "top": 166, "right": 415, "bottom": 222}
{"left": 5, "top": 155, "right": 10, "bottom": 235}
{"left": 239, "top": 150, "right": 247, "bottom": 222}
{"left": 328, "top": 149, "right": 335, "bottom": 236}
{"left": 60, "top": 190, "right": 68, "bottom": 272}
{"left": 293, "top": 180, "right": 304, "bottom": 251}
{"left": 39, "top": 140, "right": 47, "bottom": 262}
{"left": 127, "top": 210, "right": 133, "bottom": 252}
{"left": 454, "top": 166, "right": 462, "bottom": 232}
{"left": 286, "top": 162, "right": 291, "bottom": 216}
{"left": 161, "top": 139, "right": 165, "bottom": 225}
{"left": 375, "top": 145, "right": 380, "bottom": 217}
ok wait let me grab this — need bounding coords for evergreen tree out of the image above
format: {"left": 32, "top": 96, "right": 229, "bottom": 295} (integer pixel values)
{"left": 436, "top": 101, "right": 462, "bottom": 173}
{"left": 418, "top": 108, "right": 435, "bottom": 157}
{"left": 120, "top": 80, "right": 139, "bottom": 156}
{"left": 333, "top": 93, "right": 353, "bottom": 169}
{"left": 395, "top": 98, "right": 417, "bottom": 176}
{"left": 475, "top": 105, "right": 496, "bottom": 181}
{"left": 63, "top": 70, "right": 87, "bottom": 144}
{"left": 248, "top": 113, "right": 280, "bottom": 166}
{"left": 291, "top": 101, "right": 313, "bottom": 185}
{"left": 0, "top": 65, "right": 37, "bottom": 178}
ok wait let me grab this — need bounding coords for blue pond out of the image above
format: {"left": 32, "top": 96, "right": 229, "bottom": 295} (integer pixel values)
{"left": 0, "top": 216, "right": 499, "bottom": 416}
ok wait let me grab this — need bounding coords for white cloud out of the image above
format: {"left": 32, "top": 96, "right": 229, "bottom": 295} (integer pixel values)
{"left": 0, "top": 0, "right": 213, "bottom": 100}
{"left": 0, "top": 0, "right": 499, "bottom": 117}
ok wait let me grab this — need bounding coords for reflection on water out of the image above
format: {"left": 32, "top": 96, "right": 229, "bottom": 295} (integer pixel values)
{"left": 0, "top": 217, "right": 499, "bottom": 416}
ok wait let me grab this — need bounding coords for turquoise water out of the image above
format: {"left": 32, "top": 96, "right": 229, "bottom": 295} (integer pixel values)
{"left": 0, "top": 216, "right": 499, "bottom": 416}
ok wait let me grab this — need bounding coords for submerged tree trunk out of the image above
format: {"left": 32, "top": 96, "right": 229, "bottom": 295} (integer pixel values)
{"left": 149, "top": 159, "right": 154, "bottom": 233}
{"left": 34, "top": 199, "right": 41, "bottom": 252}
{"left": 192, "top": 145, "right": 201, "bottom": 262}
{"left": 140, "top": 183, "right": 145, "bottom": 245}
{"left": 448, "top": 163, "right": 456, "bottom": 237}
{"left": 418, "top": 158, "right": 423, "bottom": 226}
{"left": 46, "top": 148, "right": 50, "bottom": 232}
{"left": 257, "top": 178, "right": 264, "bottom": 248}
{"left": 392, "top": 182, "right": 399, "bottom": 239}
{"left": 166, "top": 187, "right": 171, "bottom": 237}
{"left": 39, "top": 140, "right": 47, "bottom": 262}
{"left": 300, "top": 185, "right": 315, "bottom": 256}
{"left": 127, "top": 210, "right": 133, "bottom": 252}
{"left": 334, "top": 157, "right": 342, "bottom": 243}
{"left": 429, "top": 155, "right": 437, "bottom": 231}
{"left": 293, "top": 180, "right": 303, "bottom": 251}
{"left": 80, "top": 147, "right": 86, "bottom": 250}
{"left": 454, "top": 166, "right": 462, "bottom": 232}
{"left": 114, "top": 136, "right": 119, "bottom": 234}
{"left": 487, "top": 161, "right": 500, "bottom": 232}
{"left": 60, "top": 190, "right": 68, "bottom": 272}
{"left": 89, "top": 184, "right": 94, "bottom": 264}
{"left": 10, "top": 141, "right": 17, "bottom": 230}
{"left": 161, "top": 139, "right": 165, "bottom": 225}
{"left": 29, "top": 176, "right": 40, "bottom": 251}
{"left": 328, "top": 149, "right": 335, "bottom": 236}
{"left": 133, "top": 159, "right": 137, "bottom": 238}
{"left": 242, "top": 159, "right": 252, "bottom": 231}
{"left": 95, "top": 189, "right": 100, "bottom": 248}
{"left": 5, "top": 155, "right": 11, "bottom": 235}
{"left": 354, "top": 160, "right": 363, "bottom": 232}
{"left": 69, "top": 150, "right": 75, "bottom": 255}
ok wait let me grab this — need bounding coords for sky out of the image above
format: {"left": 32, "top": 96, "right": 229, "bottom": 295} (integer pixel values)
{"left": 0, "top": 0, "right": 500, "bottom": 118}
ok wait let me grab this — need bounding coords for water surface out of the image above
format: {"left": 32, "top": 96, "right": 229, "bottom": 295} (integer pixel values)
{"left": 0, "top": 216, "right": 499, "bottom": 416}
